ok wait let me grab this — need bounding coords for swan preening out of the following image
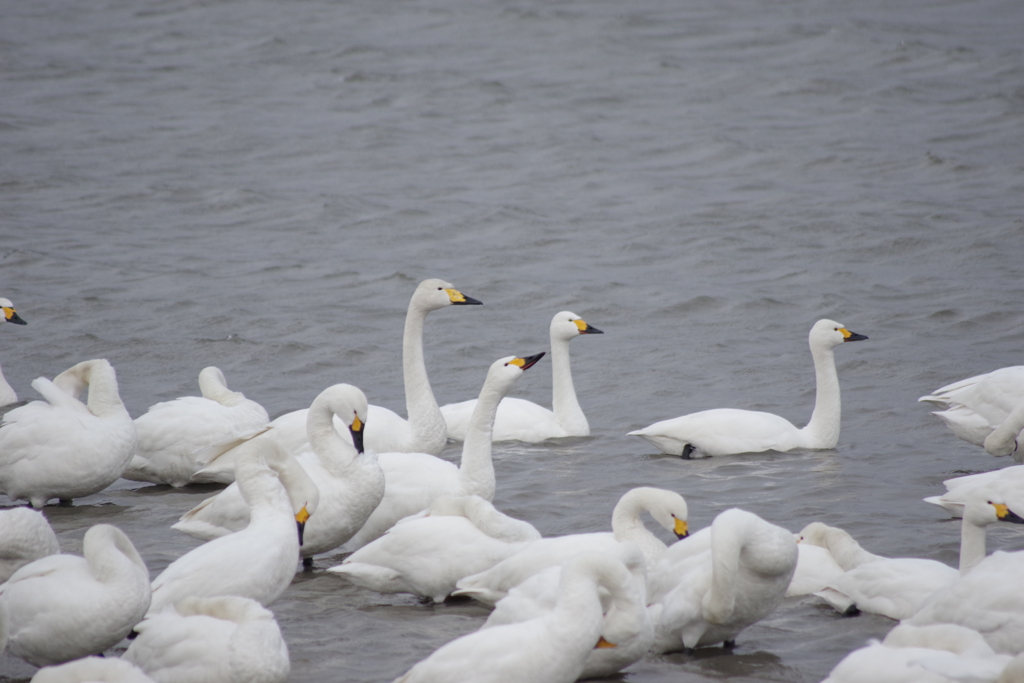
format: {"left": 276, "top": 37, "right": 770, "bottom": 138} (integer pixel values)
{"left": 920, "top": 366, "right": 1024, "bottom": 461}
{"left": 0, "top": 297, "right": 27, "bottom": 408}
{"left": 0, "top": 507, "right": 60, "bottom": 583}
{"left": 628, "top": 319, "right": 867, "bottom": 457}
{"left": 0, "top": 524, "right": 151, "bottom": 667}
{"left": 441, "top": 311, "right": 603, "bottom": 442}
{"left": 0, "top": 359, "right": 136, "bottom": 508}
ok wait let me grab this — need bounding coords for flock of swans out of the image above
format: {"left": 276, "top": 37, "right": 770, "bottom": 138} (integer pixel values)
{"left": 1, "top": 280, "right": 1024, "bottom": 683}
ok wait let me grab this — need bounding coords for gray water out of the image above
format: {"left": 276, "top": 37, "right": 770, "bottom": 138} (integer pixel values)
{"left": 2, "top": 0, "right": 1024, "bottom": 680}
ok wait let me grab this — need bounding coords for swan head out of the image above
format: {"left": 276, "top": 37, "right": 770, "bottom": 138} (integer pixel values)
{"left": 809, "top": 319, "right": 868, "bottom": 349}
{"left": 550, "top": 311, "right": 603, "bottom": 342}
{"left": 312, "top": 383, "right": 369, "bottom": 454}
{"left": 0, "top": 298, "right": 26, "bottom": 326}
{"left": 413, "top": 278, "right": 482, "bottom": 312}
{"left": 961, "top": 489, "right": 1024, "bottom": 528}
{"left": 483, "top": 353, "right": 546, "bottom": 393}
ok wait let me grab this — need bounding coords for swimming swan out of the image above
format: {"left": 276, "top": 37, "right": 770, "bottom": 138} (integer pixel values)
{"left": 0, "top": 524, "right": 151, "bottom": 667}
{"left": 0, "top": 297, "right": 27, "bottom": 408}
{"left": 919, "top": 366, "right": 1024, "bottom": 461}
{"left": 343, "top": 353, "right": 544, "bottom": 551}
{"left": 0, "top": 358, "right": 136, "bottom": 508}
{"left": 123, "top": 595, "right": 290, "bottom": 683}
{"left": 31, "top": 657, "right": 157, "bottom": 683}
{"left": 392, "top": 552, "right": 636, "bottom": 683}
{"left": 453, "top": 486, "right": 689, "bottom": 605}
{"left": 628, "top": 319, "right": 867, "bottom": 457}
{"left": 175, "top": 385, "right": 379, "bottom": 566}
{"left": 441, "top": 311, "right": 603, "bottom": 442}
{"left": 649, "top": 508, "right": 797, "bottom": 652}
{"left": 0, "top": 507, "right": 60, "bottom": 583}
{"left": 123, "top": 366, "right": 269, "bottom": 488}
{"left": 148, "top": 437, "right": 306, "bottom": 617}
{"left": 328, "top": 494, "right": 539, "bottom": 603}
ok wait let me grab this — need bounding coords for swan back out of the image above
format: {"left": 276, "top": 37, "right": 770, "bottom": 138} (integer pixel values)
{"left": 31, "top": 657, "right": 157, "bottom": 683}
{"left": 423, "top": 494, "right": 542, "bottom": 542}
{"left": 0, "top": 507, "right": 60, "bottom": 583}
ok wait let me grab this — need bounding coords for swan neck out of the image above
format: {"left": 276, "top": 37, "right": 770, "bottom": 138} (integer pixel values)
{"left": 458, "top": 377, "right": 506, "bottom": 500}
{"left": 402, "top": 301, "right": 444, "bottom": 448}
{"left": 610, "top": 493, "right": 667, "bottom": 565}
{"left": 802, "top": 345, "right": 841, "bottom": 448}
{"left": 550, "top": 337, "right": 588, "bottom": 434}
{"left": 307, "top": 403, "right": 357, "bottom": 474}
{"left": 86, "top": 529, "right": 147, "bottom": 583}
{"left": 984, "top": 400, "right": 1024, "bottom": 456}
{"left": 82, "top": 364, "right": 131, "bottom": 420}
{"left": 959, "top": 518, "right": 987, "bottom": 575}
{"left": 198, "top": 371, "right": 246, "bottom": 407}
{"left": 0, "top": 362, "right": 16, "bottom": 405}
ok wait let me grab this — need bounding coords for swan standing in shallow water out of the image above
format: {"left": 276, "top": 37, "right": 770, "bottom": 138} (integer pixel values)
{"left": 0, "top": 297, "right": 27, "bottom": 408}
{"left": 343, "top": 353, "right": 544, "bottom": 551}
{"left": 441, "top": 311, "right": 603, "bottom": 442}
{"left": 628, "top": 319, "right": 868, "bottom": 457}
{"left": 122, "top": 366, "right": 269, "bottom": 488}
{"left": 0, "top": 359, "right": 136, "bottom": 508}
{"left": 175, "top": 384, "right": 380, "bottom": 567}
{"left": 123, "top": 596, "right": 290, "bottom": 683}
{"left": 919, "top": 366, "right": 1024, "bottom": 461}
{"left": 0, "top": 507, "right": 60, "bottom": 583}
{"left": 0, "top": 524, "right": 151, "bottom": 667}
{"left": 392, "top": 552, "right": 635, "bottom": 683}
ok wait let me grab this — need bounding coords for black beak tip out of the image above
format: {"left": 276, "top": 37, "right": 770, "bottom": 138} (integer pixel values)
{"left": 455, "top": 295, "right": 483, "bottom": 306}
{"left": 845, "top": 332, "right": 868, "bottom": 342}
{"left": 297, "top": 521, "right": 306, "bottom": 546}
{"left": 520, "top": 352, "right": 546, "bottom": 371}
{"left": 8, "top": 314, "right": 26, "bottom": 325}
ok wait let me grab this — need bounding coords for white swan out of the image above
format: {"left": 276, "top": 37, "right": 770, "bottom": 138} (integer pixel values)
{"left": 0, "top": 524, "right": 151, "bottom": 666}
{"left": 147, "top": 437, "right": 305, "bottom": 617}
{"left": 175, "top": 384, "right": 379, "bottom": 567}
{"left": 481, "top": 542, "right": 652, "bottom": 680}
{"left": 392, "top": 551, "right": 635, "bottom": 683}
{"left": 0, "top": 359, "right": 136, "bottom": 508}
{"left": 648, "top": 508, "right": 798, "bottom": 652}
{"left": 0, "top": 297, "right": 27, "bottom": 408}
{"left": 0, "top": 507, "right": 60, "bottom": 583}
{"left": 453, "top": 486, "right": 689, "bottom": 605}
{"left": 122, "top": 367, "right": 269, "bottom": 488}
{"left": 123, "top": 595, "right": 290, "bottom": 683}
{"left": 919, "top": 366, "right": 1024, "bottom": 461}
{"left": 343, "top": 353, "right": 544, "bottom": 551}
{"left": 328, "top": 494, "right": 540, "bottom": 603}
{"left": 31, "top": 658, "right": 157, "bottom": 683}
{"left": 441, "top": 311, "right": 603, "bottom": 442}
{"left": 820, "top": 623, "right": 1013, "bottom": 683}
{"left": 628, "top": 319, "right": 868, "bottom": 457}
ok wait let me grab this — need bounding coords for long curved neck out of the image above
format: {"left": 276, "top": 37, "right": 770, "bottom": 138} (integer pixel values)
{"left": 703, "top": 520, "right": 746, "bottom": 625}
{"left": 458, "top": 378, "right": 506, "bottom": 500}
{"left": 0, "top": 361, "right": 16, "bottom": 405}
{"left": 308, "top": 405, "right": 357, "bottom": 475}
{"left": 801, "top": 345, "right": 841, "bottom": 448}
{"left": 86, "top": 530, "right": 147, "bottom": 584}
{"left": 550, "top": 336, "right": 588, "bottom": 434}
{"left": 610, "top": 493, "right": 667, "bottom": 566}
{"left": 63, "top": 362, "right": 129, "bottom": 420}
{"left": 984, "top": 400, "right": 1024, "bottom": 457}
{"left": 198, "top": 370, "right": 246, "bottom": 407}
{"left": 959, "top": 518, "right": 988, "bottom": 575}
{"left": 402, "top": 303, "right": 445, "bottom": 451}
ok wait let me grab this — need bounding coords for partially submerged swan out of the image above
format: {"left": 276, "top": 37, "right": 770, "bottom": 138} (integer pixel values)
{"left": 628, "top": 319, "right": 867, "bottom": 457}
{"left": 441, "top": 311, "right": 603, "bottom": 442}
{"left": 0, "top": 297, "right": 27, "bottom": 408}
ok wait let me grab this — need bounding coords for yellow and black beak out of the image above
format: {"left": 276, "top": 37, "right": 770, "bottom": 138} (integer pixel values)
{"left": 840, "top": 328, "right": 868, "bottom": 342}
{"left": 673, "top": 517, "right": 689, "bottom": 540}
{"left": 993, "top": 503, "right": 1024, "bottom": 525}
{"left": 296, "top": 505, "right": 311, "bottom": 546}
{"left": 3, "top": 307, "right": 26, "bottom": 325}
{"left": 445, "top": 288, "right": 483, "bottom": 306}
{"left": 349, "top": 414, "right": 365, "bottom": 454}
{"left": 574, "top": 319, "right": 603, "bottom": 335}
{"left": 508, "top": 352, "right": 545, "bottom": 371}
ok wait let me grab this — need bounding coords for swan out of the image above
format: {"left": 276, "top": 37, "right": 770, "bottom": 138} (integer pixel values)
{"left": 122, "top": 367, "right": 269, "bottom": 488}
{"left": 328, "top": 494, "right": 540, "bottom": 603}
{"left": 147, "top": 437, "right": 306, "bottom": 617}
{"left": 343, "top": 353, "right": 545, "bottom": 551}
{"left": 453, "top": 486, "right": 689, "bottom": 605}
{"left": 392, "top": 551, "right": 635, "bottom": 683}
{"left": 0, "top": 524, "right": 151, "bottom": 666}
{"left": 925, "top": 465, "right": 1024, "bottom": 518}
{"left": 193, "top": 279, "right": 481, "bottom": 485}
{"left": 812, "top": 493, "right": 1024, "bottom": 620}
{"left": 481, "top": 542, "right": 652, "bottom": 680}
{"left": 175, "top": 385, "right": 378, "bottom": 567}
{"left": 0, "top": 507, "right": 60, "bottom": 583}
{"left": 820, "top": 623, "right": 1013, "bottom": 683}
{"left": 627, "top": 319, "right": 868, "bottom": 457}
{"left": 441, "top": 311, "right": 603, "bottom": 442}
{"left": 648, "top": 508, "right": 798, "bottom": 652}
{"left": 0, "top": 359, "right": 136, "bottom": 508}
{"left": 123, "top": 595, "right": 290, "bottom": 683}
{"left": 31, "top": 658, "right": 157, "bottom": 683}
{"left": 919, "top": 366, "right": 1024, "bottom": 461}
{"left": 0, "top": 297, "right": 27, "bottom": 408}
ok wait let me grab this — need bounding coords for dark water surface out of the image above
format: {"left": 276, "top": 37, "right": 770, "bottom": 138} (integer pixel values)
{"left": 2, "top": 0, "right": 1024, "bottom": 680}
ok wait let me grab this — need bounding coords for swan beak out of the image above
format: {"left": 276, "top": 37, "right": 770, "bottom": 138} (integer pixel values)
{"left": 840, "top": 328, "right": 868, "bottom": 342}
{"left": 3, "top": 307, "right": 26, "bottom": 325}
{"left": 574, "top": 319, "right": 603, "bottom": 335}
{"left": 673, "top": 518, "right": 689, "bottom": 539}
{"left": 350, "top": 415, "right": 365, "bottom": 454}
{"left": 445, "top": 289, "right": 482, "bottom": 306}
{"left": 509, "top": 352, "right": 546, "bottom": 371}
{"left": 296, "top": 505, "right": 311, "bottom": 545}
{"left": 994, "top": 503, "right": 1024, "bottom": 524}
{"left": 595, "top": 636, "right": 618, "bottom": 649}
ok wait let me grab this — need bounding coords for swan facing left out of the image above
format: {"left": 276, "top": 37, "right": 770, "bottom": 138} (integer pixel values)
{"left": 0, "top": 359, "right": 136, "bottom": 508}
{"left": 0, "top": 524, "right": 151, "bottom": 667}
